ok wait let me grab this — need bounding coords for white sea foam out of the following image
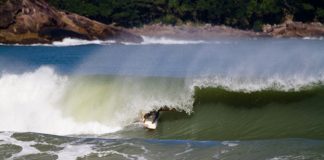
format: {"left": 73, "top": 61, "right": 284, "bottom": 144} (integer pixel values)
{"left": 221, "top": 141, "right": 239, "bottom": 147}
{"left": 268, "top": 154, "right": 322, "bottom": 160}
{"left": 0, "top": 37, "right": 207, "bottom": 46}
{"left": 0, "top": 67, "right": 120, "bottom": 135}
{"left": 0, "top": 132, "right": 40, "bottom": 159}
{"left": 0, "top": 132, "right": 97, "bottom": 160}
{"left": 0, "top": 67, "right": 193, "bottom": 135}
{"left": 56, "top": 143, "right": 94, "bottom": 160}
{"left": 0, "top": 38, "right": 115, "bottom": 47}
{"left": 52, "top": 38, "right": 115, "bottom": 46}
{"left": 302, "top": 36, "right": 324, "bottom": 40}
{"left": 140, "top": 36, "right": 206, "bottom": 45}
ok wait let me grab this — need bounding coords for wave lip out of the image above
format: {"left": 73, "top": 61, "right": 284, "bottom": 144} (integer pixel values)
{"left": 191, "top": 75, "right": 324, "bottom": 92}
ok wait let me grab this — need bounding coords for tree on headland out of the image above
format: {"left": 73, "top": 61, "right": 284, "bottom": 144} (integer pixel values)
{"left": 46, "top": 0, "right": 324, "bottom": 30}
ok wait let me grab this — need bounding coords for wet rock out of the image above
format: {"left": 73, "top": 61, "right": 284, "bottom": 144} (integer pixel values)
{"left": 0, "top": 0, "right": 142, "bottom": 44}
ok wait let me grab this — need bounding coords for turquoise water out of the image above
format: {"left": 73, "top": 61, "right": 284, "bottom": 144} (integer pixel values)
{"left": 0, "top": 38, "right": 324, "bottom": 159}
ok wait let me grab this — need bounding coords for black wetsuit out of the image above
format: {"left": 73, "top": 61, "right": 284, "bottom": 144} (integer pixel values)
{"left": 144, "top": 110, "right": 160, "bottom": 123}
{"left": 153, "top": 111, "right": 159, "bottom": 123}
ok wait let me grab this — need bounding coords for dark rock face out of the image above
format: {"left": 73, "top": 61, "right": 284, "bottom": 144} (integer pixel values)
{"left": 0, "top": 0, "right": 22, "bottom": 29}
{"left": 0, "top": 0, "right": 142, "bottom": 44}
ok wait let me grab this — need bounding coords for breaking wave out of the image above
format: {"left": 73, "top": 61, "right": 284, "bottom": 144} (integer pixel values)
{"left": 1, "top": 66, "right": 324, "bottom": 137}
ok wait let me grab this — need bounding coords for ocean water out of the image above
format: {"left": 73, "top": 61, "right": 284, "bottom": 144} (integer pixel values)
{"left": 0, "top": 38, "right": 324, "bottom": 159}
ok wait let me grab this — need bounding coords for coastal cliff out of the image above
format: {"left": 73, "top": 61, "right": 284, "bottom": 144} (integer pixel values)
{"left": 0, "top": 0, "right": 142, "bottom": 44}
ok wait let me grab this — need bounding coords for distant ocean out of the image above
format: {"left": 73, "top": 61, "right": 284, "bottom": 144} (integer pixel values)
{"left": 0, "top": 37, "right": 324, "bottom": 159}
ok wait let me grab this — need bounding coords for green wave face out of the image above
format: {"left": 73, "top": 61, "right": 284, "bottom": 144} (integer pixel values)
{"left": 65, "top": 76, "right": 324, "bottom": 141}
{"left": 154, "top": 87, "right": 324, "bottom": 140}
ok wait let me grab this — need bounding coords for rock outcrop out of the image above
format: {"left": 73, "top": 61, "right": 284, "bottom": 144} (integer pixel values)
{"left": 0, "top": 0, "right": 142, "bottom": 44}
{"left": 263, "top": 21, "right": 324, "bottom": 38}
{"left": 128, "top": 23, "right": 266, "bottom": 40}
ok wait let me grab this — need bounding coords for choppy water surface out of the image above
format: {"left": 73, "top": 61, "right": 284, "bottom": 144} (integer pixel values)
{"left": 0, "top": 38, "right": 324, "bottom": 159}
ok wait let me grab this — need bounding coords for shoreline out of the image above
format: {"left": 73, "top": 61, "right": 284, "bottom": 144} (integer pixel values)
{"left": 1, "top": 35, "right": 323, "bottom": 47}
{"left": 127, "top": 23, "right": 266, "bottom": 41}
{"left": 127, "top": 21, "right": 324, "bottom": 41}
{"left": 3, "top": 21, "right": 323, "bottom": 45}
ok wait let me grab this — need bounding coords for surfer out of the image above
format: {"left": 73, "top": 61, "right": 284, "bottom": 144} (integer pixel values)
{"left": 141, "top": 110, "right": 160, "bottom": 130}
{"left": 143, "top": 110, "right": 160, "bottom": 123}
{"left": 141, "top": 107, "right": 171, "bottom": 129}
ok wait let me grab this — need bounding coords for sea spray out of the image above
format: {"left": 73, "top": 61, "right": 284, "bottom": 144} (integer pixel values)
{"left": 191, "top": 75, "right": 324, "bottom": 92}
{"left": 0, "top": 67, "right": 194, "bottom": 135}
{"left": 0, "top": 67, "right": 118, "bottom": 135}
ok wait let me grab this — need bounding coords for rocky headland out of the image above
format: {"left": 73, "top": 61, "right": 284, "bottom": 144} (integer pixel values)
{"left": 0, "top": 0, "right": 324, "bottom": 45}
{"left": 0, "top": 0, "right": 142, "bottom": 44}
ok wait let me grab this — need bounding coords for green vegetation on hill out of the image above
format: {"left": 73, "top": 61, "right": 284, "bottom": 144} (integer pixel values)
{"left": 48, "top": 0, "right": 324, "bottom": 30}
